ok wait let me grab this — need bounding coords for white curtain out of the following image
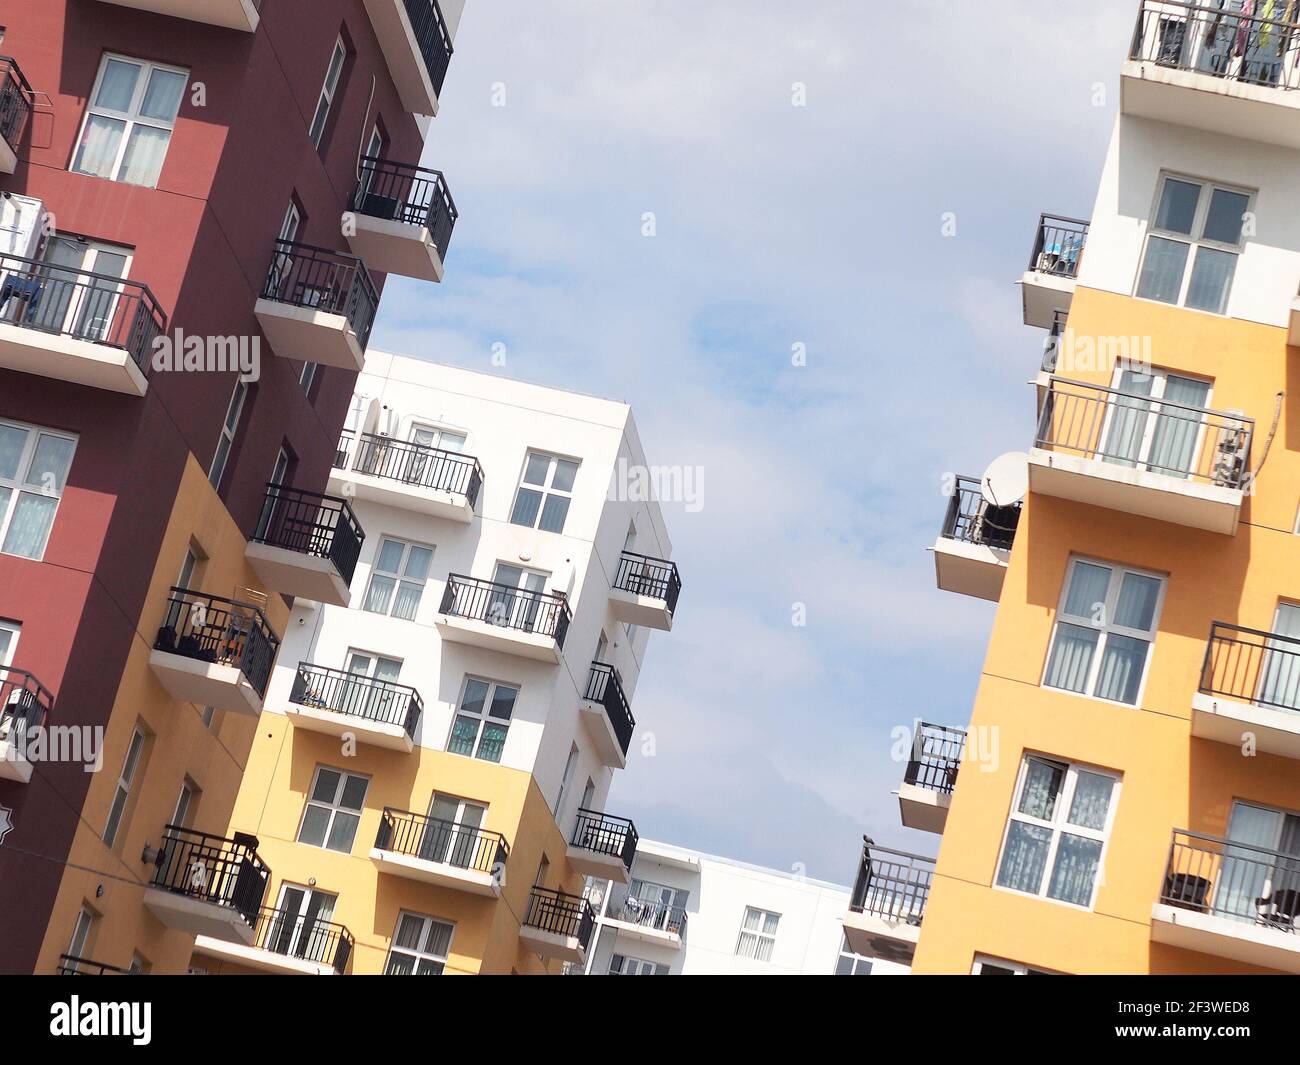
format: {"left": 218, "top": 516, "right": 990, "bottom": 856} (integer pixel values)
{"left": 1147, "top": 375, "right": 1211, "bottom": 477}
{"left": 71, "top": 115, "right": 124, "bottom": 179}
{"left": 1259, "top": 603, "right": 1300, "bottom": 711}
{"left": 1044, "top": 623, "right": 1098, "bottom": 694}
{"left": 118, "top": 125, "right": 172, "bottom": 188}
{"left": 1215, "top": 803, "right": 1281, "bottom": 923}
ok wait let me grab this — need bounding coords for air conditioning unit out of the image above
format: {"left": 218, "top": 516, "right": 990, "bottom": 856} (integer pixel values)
{"left": 0, "top": 194, "right": 47, "bottom": 261}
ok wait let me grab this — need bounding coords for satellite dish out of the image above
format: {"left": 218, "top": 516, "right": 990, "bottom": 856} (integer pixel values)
{"left": 982, "top": 452, "right": 1029, "bottom": 508}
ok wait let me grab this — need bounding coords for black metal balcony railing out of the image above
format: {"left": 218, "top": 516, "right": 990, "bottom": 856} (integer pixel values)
{"left": 584, "top": 662, "right": 635, "bottom": 757}
{"left": 403, "top": 0, "right": 455, "bottom": 96}
{"left": 345, "top": 431, "right": 483, "bottom": 509}
{"left": 1035, "top": 377, "right": 1253, "bottom": 488}
{"left": 57, "top": 955, "right": 132, "bottom": 976}
{"left": 0, "top": 665, "right": 53, "bottom": 749}
{"left": 0, "top": 251, "right": 167, "bottom": 373}
{"left": 439, "top": 574, "right": 571, "bottom": 648}
{"left": 1200, "top": 621, "right": 1300, "bottom": 715}
{"left": 849, "top": 838, "right": 934, "bottom": 925}
{"left": 149, "top": 826, "right": 270, "bottom": 929}
{"left": 524, "top": 887, "right": 595, "bottom": 949}
{"left": 571, "top": 809, "right": 639, "bottom": 871}
{"left": 1028, "top": 214, "right": 1089, "bottom": 278}
{"left": 613, "top": 551, "right": 682, "bottom": 615}
{"left": 1161, "top": 829, "right": 1300, "bottom": 932}
{"left": 375, "top": 807, "right": 510, "bottom": 875}
{"left": 244, "top": 906, "right": 354, "bottom": 974}
{"left": 352, "top": 156, "right": 458, "bottom": 258}
{"left": 903, "top": 722, "right": 966, "bottom": 796}
{"left": 1131, "top": 0, "right": 1300, "bottom": 91}
{"left": 941, "top": 475, "right": 1020, "bottom": 552}
{"left": 289, "top": 662, "right": 423, "bottom": 737}
{"left": 333, "top": 429, "right": 354, "bottom": 469}
{"left": 0, "top": 56, "right": 35, "bottom": 152}
{"left": 260, "top": 240, "right": 378, "bottom": 349}
{"left": 252, "top": 483, "right": 365, "bottom": 589}
{"left": 152, "top": 588, "right": 280, "bottom": 699}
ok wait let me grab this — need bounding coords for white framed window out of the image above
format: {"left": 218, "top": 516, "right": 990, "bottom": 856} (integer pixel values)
{"left": 297, "top": 766, "right": 369, "bottom": 853}
{"left": 171, "top": 777, "right": 199, "bottom": 828}
{"left": 410, "top": 422, "right": 467, "bottom": 453}
{"left": 270, "top": 883, "right": 339, "bottom": 960}
{"left": 71, "top": 54, "right": 188, "bottom": 187}
{"left": 447, "top": 676, "right": 518, "bottom": 763}
{"left": 1042, "top": 557, "right": 1165, "bottom": 706}
{"left": 208, "top": 379, "right": 248, "bottom": 490}
{"left": 66, "top": 907, "right": 96, "bottom": 968}
{"left": 1099, "top": 366, "right": 1213, "bottom": 481}
{"left": 835, "top": 935, "right": 873, "bottom": 975}
{"left": 37, "top": 236, "right": 134, "bottom": 345}
{"left": 972, "top": 954, "right": 1058, "bottom": 975}
{"left": 509, "top": 451, "right": 579, "bottom": 533}
{"left": 103, "top": 726, "right": 146, "bottom": 847}
{"left": 735, "top": 906, "right": 780, "bottom": 961}
{"left": 1136, "top": 173, "right": 1252, "bottom": 314}
{"left": 309, "top": 37, "right": 347, "bottom": 148}
{"left": 610, "top": 954, "right": 666, "bottom": 975}
{"left": 269, "top": 447, "right": 290, "bottom": 487}
{"left": 0, "top": 419, "right": 77, "bottom": 561}
{"left": 362, "top": 537, "right": 433, "bottom": 620}
{"left": 421, "top": 794, "right": 489, "bottom": 869}
{"left": 299, "top": 360, "right": 318, "bottom": 397}
{"left": 384, "top": 912, "right": 454, "bottom": 975}
{"left": 0, "top": 619, "right": 17, "bottom": 666}
{"left": 994, "top": 755, "right": 1120, "bottom": 910}
{"left": 338, "top": 649, "right": 403, "bottom": 721}
{"left": 176, "top": 545, "right": 202, "bottom": 592}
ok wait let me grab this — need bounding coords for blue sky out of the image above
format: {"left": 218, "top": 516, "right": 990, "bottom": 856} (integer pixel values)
{"left": 371, "top": 0, "right": 1137, "bottom": 885}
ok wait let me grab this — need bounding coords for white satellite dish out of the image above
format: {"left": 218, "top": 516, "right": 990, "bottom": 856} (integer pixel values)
{"left": 981, "top": 452, "right": 1029, "bottom": 508}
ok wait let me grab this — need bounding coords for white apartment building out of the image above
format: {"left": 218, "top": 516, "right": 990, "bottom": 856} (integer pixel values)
{"left": 575, "top": 839, "right": 911, "bottom": 976}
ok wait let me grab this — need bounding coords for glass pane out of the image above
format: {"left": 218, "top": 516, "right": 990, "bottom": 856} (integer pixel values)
{"left": 308, "top": 96, "right": 331, "bottom": 146}
{"left": 1146, "top": 375, "right": 1211, "bottom": 478}
{"left": 1113, "top": 572, "right": 1161, "bottom": 632}
{"left": 522, "top": 453, "right": 550, "bottom": 485}
{"left": 0, "top": 425, "right": 28, "bottom": 480}
{"left": 551, "top": 459, "right": 578, "bottom": 491}
{"left": 1067, "top": 771, "right": 1114, "bottom": 831}
{"left": 391, "top": 582, "right": 423, "bottom": 621}
{"left": 1062, "top": 561, "right": 1112, "bottom": 620}
{"left": 439, "top": 432, "right": 466, "bottom": 452}
{"left": 311, "top": 769, "right": 341, "bottom": 804}
{"left": 394, "top": 914, "right": 424, "bottom": 951}
{"left": 325, "top": 811, "right": 359, "bottom": 851}
{"left": 404, "top": 545, "right": 432, "bottom": 580}
{"left": 459, "top": 679, "right": 489, "bottom": 714}
{"left": 1018, "top": 759, "right": 1065, "bottom": 820}
{"left": 1154, "top": 178, "right": 1200, "bottom": 235}
{"left": 1044, "top": 622, "right": 1099, "bottom": 695}
{"left": 448, "top": 716, "right": 479, "bottom": 756}
{"left": 297, "top": 805, "right": 330, "bottom": 847}
{"left": 996, "top": 821, "right": 1053, "bottom": 894}
{"left": 362, "top": 574, "right": 396, "bottom": 614}
{"left": 94, "top": 59, "right": 142, "bottom": 111}
{"left": 71, "top": 115, "right": 126, "bottom": 179}
{"left": 139, "top": 68, "right": 187, "bottom": 122}
{"left": 25, "top": 435, "right": 75, "bottom": 493}
{"left": 424, "top": 921, "right": 453, "bottom": 956}
{"left": 476, "top": 722, "right": 507, "bottom": 762}
{"left": 1095, "top": 633, "right": 1150, "bottom": 704}
{"left": 1202, "top": 188, "right": 1249, "bottom": 245}
{"left": 119, "top": 125, "right": 172, "bottom": 187}
{"left": 509, "top": 487, "right": 542, "bottom": 527}
{"left": 489, "top": 685, "right": 518, "bottom": 720}
{"left": 339, "top": 774, "right": 367, "bottom": 809}
{"left": 1046, "top": 834, "right": 1103, "bottom": 906}
{"left": 2, "top": 493, "right": 56, "bottom": 558}
{"left": 539, "top": 494, "right": 570, "bottom": 533}
{"left": 1136, "top": 236, "right": 1190, "bottom": 304}
{"left": 1185, "top": 246, "right": 1236, "bottom": 314}
{"left": 384, "top": 953, "right": 415, "bottom": 976}
{"left": 375, "top": 538, "right": 405, "bottom": 574}
{"left": 1102, "top": 372, "right": 1155, "bottom": 468}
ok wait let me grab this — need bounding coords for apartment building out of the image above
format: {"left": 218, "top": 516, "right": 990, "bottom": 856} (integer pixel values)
{"left": 184, "top": 352, "right": 682, "bottom": 975}
{"left": 0, "top": 0, "right": 467, "bottom": 975}
{"left": 574, "top": 838, "right": 906, "bottom": 976}
{"left": 845, "top": 0, "right": 1300, "bottom": 976}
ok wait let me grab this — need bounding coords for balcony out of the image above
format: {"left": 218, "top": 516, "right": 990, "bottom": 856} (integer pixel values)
{"left": 898, "top": 722, "right": 965, "bottom": 834}
{"left": 254, "top": 241, "right": 377, "bottom": 372}
{"left": 0, "top": 57, "right": 35, "bottom": 173}
{"left": 841, "top": 838, "right": 934, "bottom": 963}
{"left": 1123, "top": 1, "right": 1300, "bottom": 150}
{"left": 1152, "top": 829, "right": 1300, "bottom": 972}
{"left": 932, "top": 475, "right": 1020, "bottom": 602}
{"left": 370, "top": 807, "right": 508, "bottom": 896}
{"left": 143, "top": 826, "right": 269, "bottom": 944}
{"left": 0, "top": 666, "right": 52, "bottom": 784}
{"left": 246, "top": 484, "right": 364, "bottom": 607}
{"left": 609, "top": 551, "right": 681, "bottom": 630}
{"left": 346, "top": 157, "right": 457, "bottom": 282}
{"left": 193, "top": 906, "right": 353, "bottom": 975}
{"left": 1194, "top": 622, "right": 1300, "bottom": 759}
{"left": 0, "top": 251, "right": 165, "bottom": 396}
{"left": 56, "top": 955, "right": 132, "bottom": 975}
{"left": 361, "top": 0, "right": 455, "bottom": 116}
{"left": 579, "top": 662, "right": 635, "bottom": 769}
{"left": 567, "top": 809, "right": 638, "bottom": 885}
{"left": 285, "top": 663, "right": 422, "bottom": 752}
{"left": 436, "top": 574, "right": 571, "bottom": 663}
{"left": 1020, "top": 215, "right": 1088, "bottom": 328}
{"left": 149, "top": 588, "right": 278, "bottom": 717}
{"left": 329, "top": 429, "right": 482, "bottom": 522}
{"left": 92, "top": 0, "right": 261, "bottom": 31}
{"left": 604, "top": 888, "right": 688, "bottom": 950}
{"left": 519, "top": 887, "right": 595, "bottom": 963}
{"left": 1030, "top": 376, "right": 1252, "bottom": 534}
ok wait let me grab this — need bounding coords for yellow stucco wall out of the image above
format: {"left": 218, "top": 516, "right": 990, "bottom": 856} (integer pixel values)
{"left": 912, "top": 286, "right": 1299, "bottom": 974}
{"left": 36, "top": 453, "right": 289, "bottom": 975}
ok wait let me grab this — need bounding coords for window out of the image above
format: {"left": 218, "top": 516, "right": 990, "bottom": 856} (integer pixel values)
{"left": 1099, "top": 367, "right": 1213, "bottom": 481}
{"left": 37, "top": 236, "right": 134, "bottom": 344}
{"left": 555, "top": 744, "right": 578, "bottom": 817}
{"left": 0, "top": 620, "right": 17, "bottom": 665}
{"left": 297, "top": 766, "right": 369, "bottom": 853}
{"left": 835, "top": 935, "right": 873, "bottom": 975}
{"left": 66, "top": 907, "right": 96, "bottom": 968}
{"left": 176, "top": 545, "right": 201, "bottom": 592}
{"left": 103, "top": 726, "right": 145, "bottom": 847}
{"left": 200, "top": 704, "right": 217, "bottom": 729}
{"left": 486, "top": 562, "right": 549, "bottom": 630}
{"left": 972, "top": 955, "right": 1058, "bottom": 975}
{"left": 128, "top": 953, "right": 151, "bottom": 974}
{"left": 270, "top": 884, "right": 339, "bottom": 960}
{"left": 421, "top": 794, "right": 489, "bottom": 868}
{"left": 72, "top": 55, "right": 187, "bottom": 187}
{"left": 362, "top": 537, "right": 433, "bottom": 620}
{"left": 340, "top": 650, "right": 403, "bottom": 720}
{"left": 1136, "top": 174, "right": 1252, "bottom": 314}
{"left": 410, "top": 422, "right": 467, "bottom": 453}
{"left": 208, "top": 379, "right": 248, "bottom": 490}
{"left": 269, "top": 446, "right": 291, "bottom": 488}
{"left": 735, "top": 906, "right": 780, "bottom": 961}
{"left": 447, "top": 677, "right": 518, "bottom": 763}
{"left": 610, "top": 954, "right": 666, "bottom": 975}
{"left": 172, "top": 778, "right": 199, "bottom": 828}
{"left": 509, "top": 451, "right": 579, "bottom": 533}
{"left": 0, "top": 419, "right": 77, "bottom": 560}
{"left": 385, "top": 912, "right": 454, "bottom": 975}
{"left": 299, "top": 361, "right": 318, "bottom": 398}
{"left": 309, "top": 37, "right": 347, "bottom": 148}
{"left": 1043, "top": 558, "right": 1165, "bottom": 706}
{"left": 995, "top": 755, "right": 1119, "bottom": 909}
